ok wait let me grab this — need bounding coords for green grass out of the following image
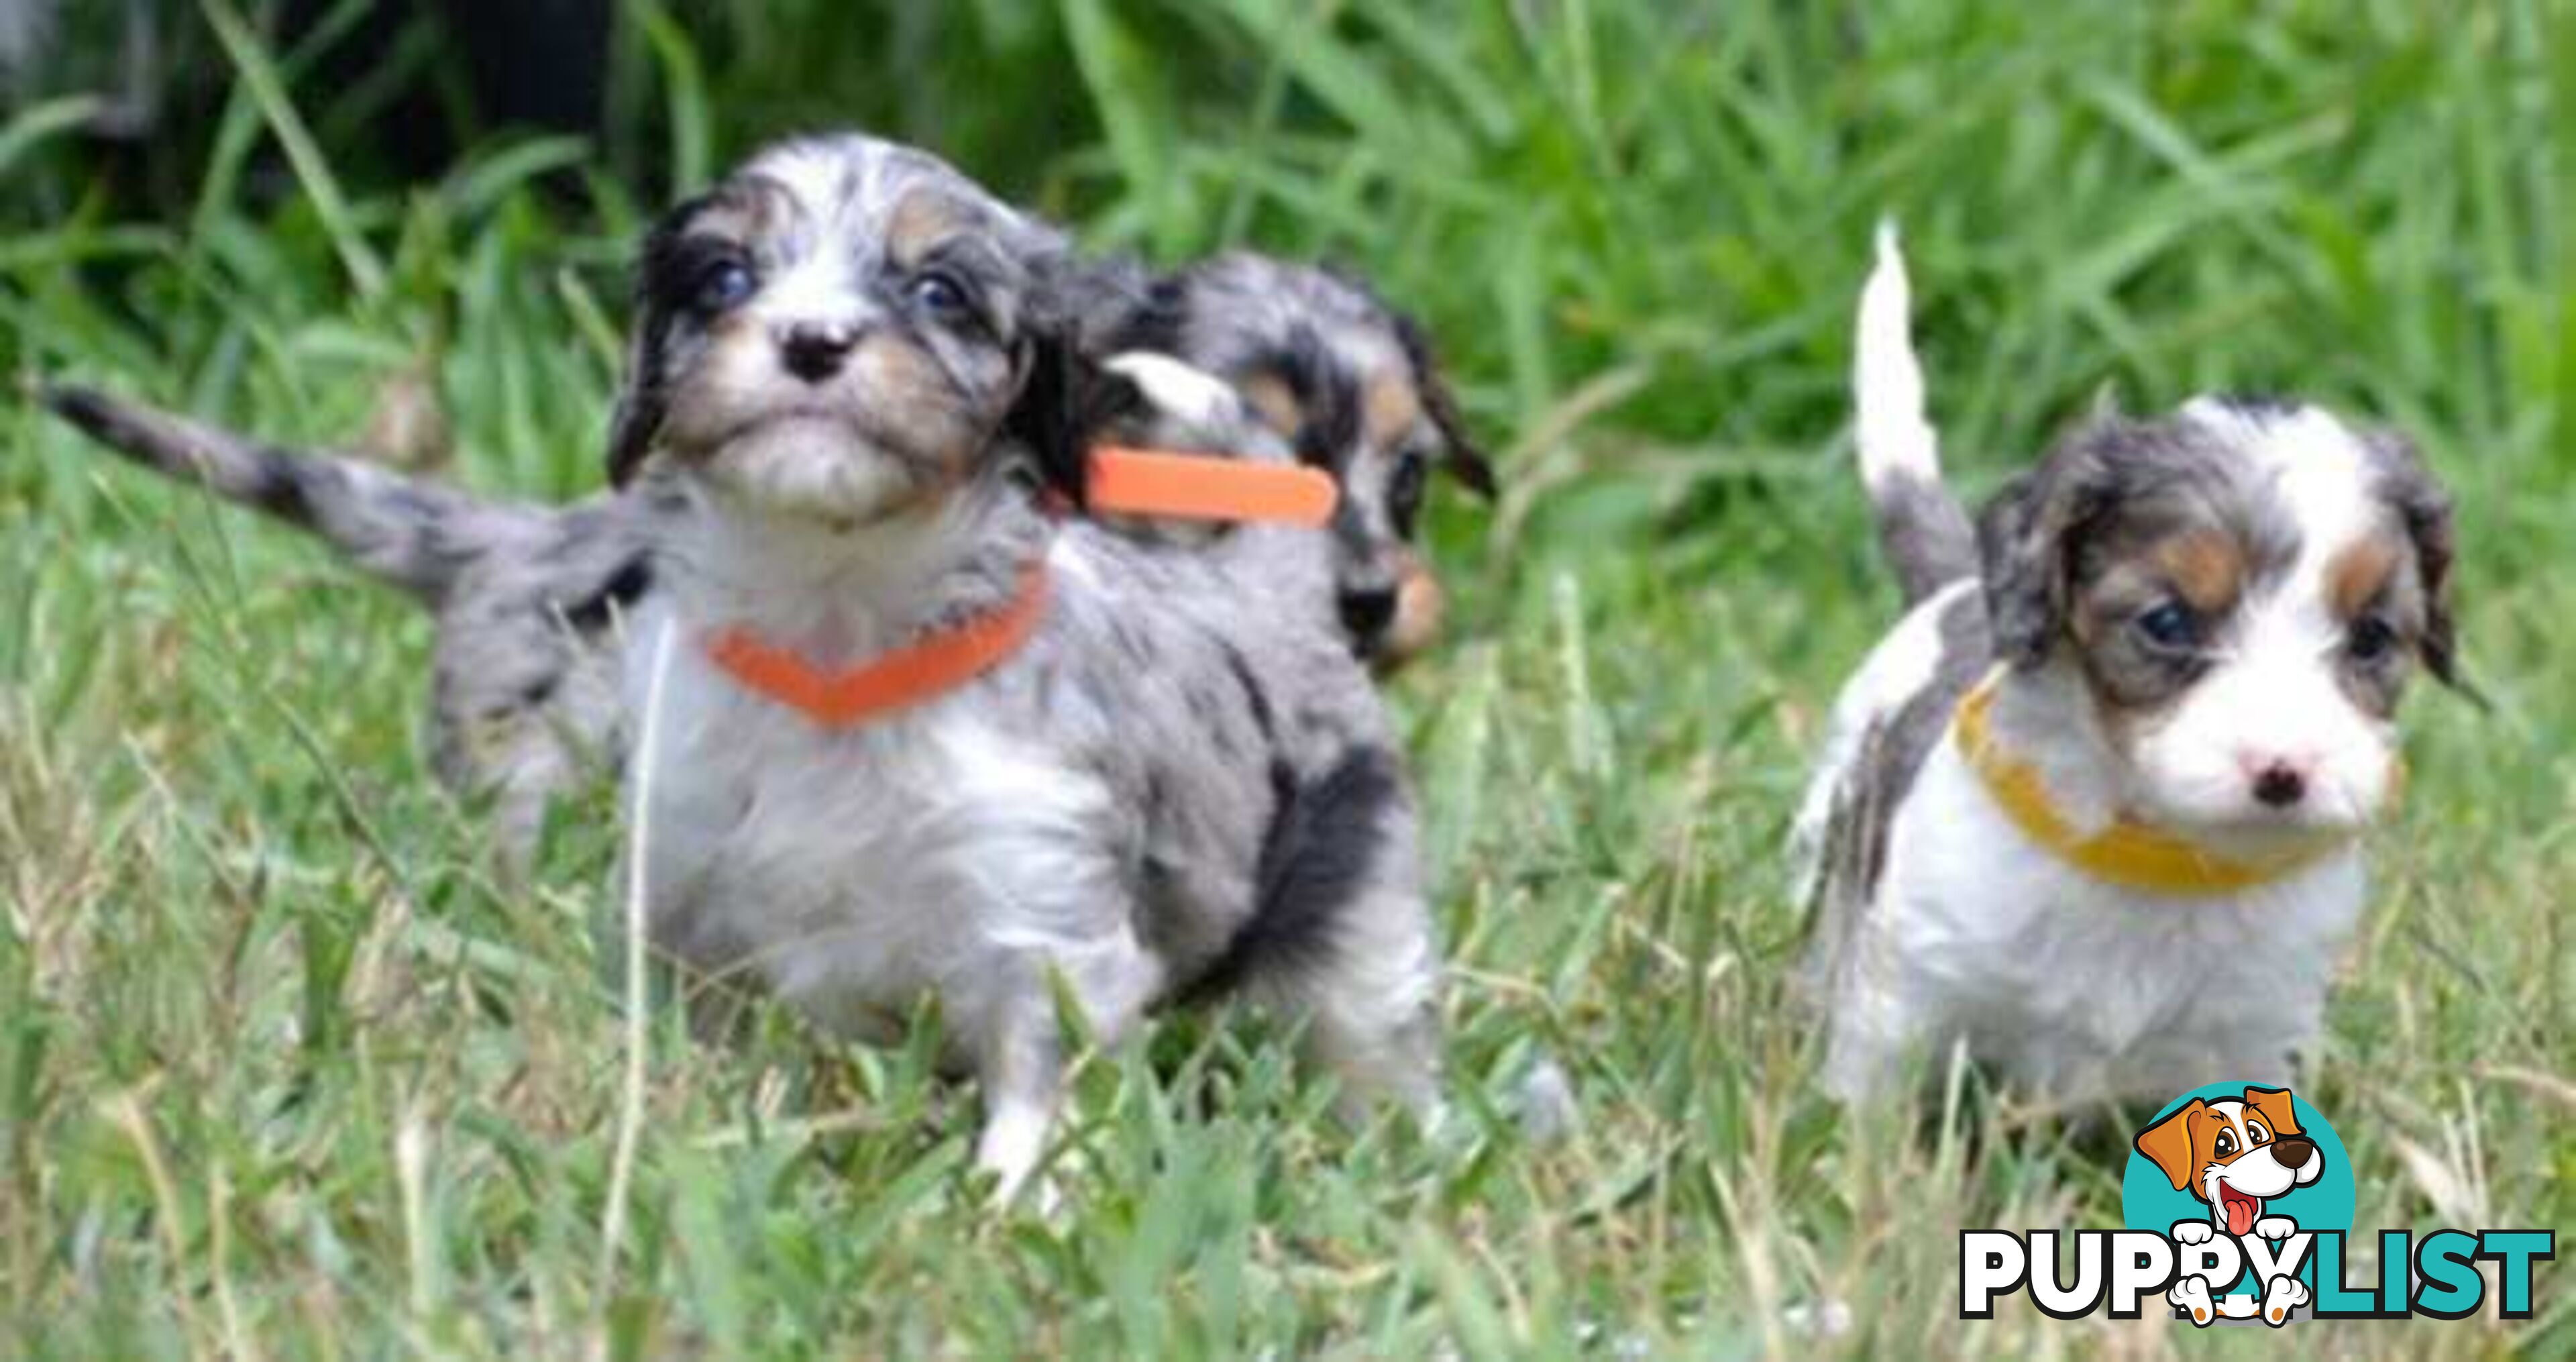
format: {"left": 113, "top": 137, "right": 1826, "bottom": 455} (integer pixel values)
{"left": 3, "top": 1, "right": 2571, "bottom": 1356}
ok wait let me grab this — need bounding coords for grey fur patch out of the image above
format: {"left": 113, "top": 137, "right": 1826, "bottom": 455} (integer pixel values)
{"left": 1870, "top": 467, "right": 1978, "bottom": 605}
{"left": 1809, "top": 588, "right": 1992, "bottom": 943}
{"left": 42, "top": 383, "right": 544, "bottom": 603}
{"left": 2358, "top": 427, "right": 2471, "bottom": 698}
{"left": 1182, "top": 743, "right": 1407, "bottom": 1002}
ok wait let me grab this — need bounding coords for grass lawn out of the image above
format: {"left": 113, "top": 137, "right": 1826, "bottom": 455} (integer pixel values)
{"left": 1, "top": 2, "right": 2568, "bottom": 1356}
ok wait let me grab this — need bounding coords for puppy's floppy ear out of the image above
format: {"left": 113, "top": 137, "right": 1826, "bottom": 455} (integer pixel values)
{"left": 1393, "top": 313, "right": 1497, "bottom": 500}
{"left": 605, "top": 329, "right": 663, "bottom": 489}
{"left": 2365, "top": 427, "right": 2476, "bottom": 701}
{"left": 1976, "top": 471, "right": 2065, "bottom": 667}
{"left": 2135, "top": 1099, "right": 2208, "bottom": 1192}
{"left": 2241, "top": 1086, "right": 2302, "bottom": 1139}
{"left": 1976, "top": 430, "right": 2120, "bottom": 667}
{"left": 1001, "top": 333, "right": 1144, "bottom": 510}
{"left": 606, "top": 195, "right": 711, "bottom": 488}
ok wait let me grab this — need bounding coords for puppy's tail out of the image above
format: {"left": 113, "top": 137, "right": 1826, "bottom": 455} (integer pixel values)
{"left": 1854, "top": 223, "right": 1976, "bottom": 605}
{"left": 40, "top": 383, "right": 540, "bottom": 604}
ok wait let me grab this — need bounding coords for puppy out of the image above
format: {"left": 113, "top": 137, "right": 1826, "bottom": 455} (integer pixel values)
{"left": 2135, "top": 1086, "right": 2322, "bottom": 1324}
{"left": 606, "top": 132, "right": 1440, "bottom": 1200}
{"left": 42, "top": 258, "right": 1489, "bottom": 859}
{"left": 1098, "top": 252, "right": 1497, "bottom": 666}
{"left": 1797, "top": 229, "right": 2467, "bottom": 1104}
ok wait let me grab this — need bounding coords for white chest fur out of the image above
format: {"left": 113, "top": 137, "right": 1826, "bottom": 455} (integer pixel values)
{"left": 621, "top": 603, "right": 1144, "bottom": 1048}
{"left": 1825, "top": 734, "right": 2365, "bottom": 1103}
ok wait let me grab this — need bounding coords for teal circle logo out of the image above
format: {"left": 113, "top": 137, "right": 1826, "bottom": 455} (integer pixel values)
{"left": 2123, "top": 1082, "right": 2355, "bottom": 1299}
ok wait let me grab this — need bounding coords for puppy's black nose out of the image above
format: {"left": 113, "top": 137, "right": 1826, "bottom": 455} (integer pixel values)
{"left": 778, "top": 321, "right": 858, "bottom": 382}
{"left": 2252, "top": 762, "right": 2308, "bottom": 808}
{"left": 2273, "top": 1135, "right": 2316, "bottom": 1169}
{"left": 1338, "top": 586, "right": 1398, "bottom": 642}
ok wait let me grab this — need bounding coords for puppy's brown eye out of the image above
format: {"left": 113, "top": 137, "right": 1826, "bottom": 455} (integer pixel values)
{"left": 2349, "top": 615, "right": 2398, "bottom": 664}
{"left": 696, "top": 260, "right": 757, "bottom": 312}
{"left": 2134, "top": 599, "right": 2202, "bottom": 652}
{"left": 2213, "top": 1131, "right": 2236, "bottom": 1158}
{"left": 2249, "top": 1124, "right": 2269, "bottom": 1144}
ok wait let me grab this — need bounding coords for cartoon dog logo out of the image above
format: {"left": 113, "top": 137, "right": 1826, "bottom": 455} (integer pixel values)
{"left": 2134, "top": 1084, "right": 2322, "bottom": 1324}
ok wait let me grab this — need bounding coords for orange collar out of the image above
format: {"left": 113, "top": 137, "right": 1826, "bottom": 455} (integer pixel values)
{"left": 703, "top": 563, "right": 1049, "bottom": 728}
{"left": 1085, "top": 446, "right": 1337, "bottom": 525}
{"left": 700, "top": 449, "right": 1318, "bottom": 727}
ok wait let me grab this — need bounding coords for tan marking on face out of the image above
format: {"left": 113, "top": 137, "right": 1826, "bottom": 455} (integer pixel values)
{"left": 1379, "top": 553, "right": 1445, "bottom": 668}
{"left": 852, "top": 335, "right": 975, "bottom": 471}
{"left": 2324, "top": 535, "right": 2401, "bottom": 621}
{"left": 885, "top": 192, "right": 970, "bottom": 265}
{"left": 1238, "top": 374, "right": 1303, "bottom": 439}
{"left": 1361, "top": 368, "right": 1424, "bottom": 452}
{"left": 2156, "top": 528, "right": 2247, "bottom": 615}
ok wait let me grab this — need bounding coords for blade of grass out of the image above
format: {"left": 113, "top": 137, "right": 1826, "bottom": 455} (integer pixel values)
{"left": 199, "top": 0, "right": 387, "bottom": 300}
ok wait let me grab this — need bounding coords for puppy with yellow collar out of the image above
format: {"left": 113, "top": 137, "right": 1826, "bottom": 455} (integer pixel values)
{"left": 1796, "top": 229, "right": 2471, "bottom": 1104}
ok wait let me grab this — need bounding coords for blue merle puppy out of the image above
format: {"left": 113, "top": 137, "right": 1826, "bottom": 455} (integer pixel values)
{"left": 47, "top": 133, "right": 1448, "bottom": 1202}
{"left": 600, "top": 132, "right": 1441, "bottom": 1200}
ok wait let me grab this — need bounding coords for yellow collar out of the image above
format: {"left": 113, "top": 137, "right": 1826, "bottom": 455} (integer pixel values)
{"left": 1950, "top": 671, "right": 2337, "bottom": 895}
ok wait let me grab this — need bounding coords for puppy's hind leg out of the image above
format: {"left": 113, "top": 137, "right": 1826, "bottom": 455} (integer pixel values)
{"left": 1222, "top": 747, "right": 1446, "bottom": 1127}
{"left": 1277, "top": 882, "right": 1446, "bottom": 1130}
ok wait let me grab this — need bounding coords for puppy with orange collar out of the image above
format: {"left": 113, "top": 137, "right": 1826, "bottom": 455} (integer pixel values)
{"left": 2135, "top": 1086, "right": 2323, "bottom": 1324}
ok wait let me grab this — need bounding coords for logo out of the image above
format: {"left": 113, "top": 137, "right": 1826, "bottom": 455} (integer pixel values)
{"left": 2125, "top": 1084, "right": 2352, "bottom": 1323}
{"left": 1960, "top": 1082, "right": 2553, "bottom": 1326}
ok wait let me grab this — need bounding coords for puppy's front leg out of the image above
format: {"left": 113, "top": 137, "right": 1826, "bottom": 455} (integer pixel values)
{"left": 972, "top": 1015, "right": 1066, "bottom": 1208}
{"left": 968, "top": 930, "right": 1161, "bottom": 1209}
{"left": 1819, "top": 949, "right": 1938, "bottom": 1101}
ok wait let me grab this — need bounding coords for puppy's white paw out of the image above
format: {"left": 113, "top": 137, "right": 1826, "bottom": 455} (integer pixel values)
{"left": 1103, "top": 352, "right": 1240, "bottom": 431}
{"left": 2168, "top": 1275, "right": 2216, "bottom": 1327}
{"left": 2171, "top": 1218, "right": 2216, "bottom": 1245}
{"left": 1515, "top": 1056, "right": 1580, "bottom": 1144}
{"left": 2259, "top": 1273, "right": 2310, "bottom": 1326}
{"left": 2253, "top": 1215, "right": 2297, "bottom": 1240}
